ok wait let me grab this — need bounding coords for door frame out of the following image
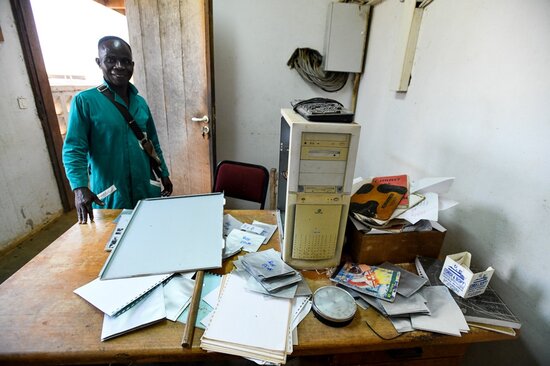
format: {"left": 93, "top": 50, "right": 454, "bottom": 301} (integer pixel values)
{"left": 205, "top": 0, "right": 217, "bottom": 185}
{"left": 11, "top": 0, "right": 217, "bottom": 204}
{"left": 10, "top": 0, "right": 72, "bottom": 211}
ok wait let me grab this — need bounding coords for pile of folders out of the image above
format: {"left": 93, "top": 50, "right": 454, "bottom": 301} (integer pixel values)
{"left": 233, "top": 248, "right": 310, "bottom": 299}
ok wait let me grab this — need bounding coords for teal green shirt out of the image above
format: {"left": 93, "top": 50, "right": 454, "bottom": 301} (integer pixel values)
{"left": 62, "top": 82, "right": 169, "bottom": 209}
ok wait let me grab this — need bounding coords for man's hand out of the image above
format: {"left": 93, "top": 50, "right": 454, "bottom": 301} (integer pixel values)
{"left": 74, "top": 187, "right": 104, "bottom": 224}
{"left": 161, "top": 176, "right": 173, "bottom": 197}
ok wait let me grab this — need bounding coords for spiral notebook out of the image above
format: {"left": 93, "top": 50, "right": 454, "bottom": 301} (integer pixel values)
{"left": 101, "top": 284, "right": 166, "bottom": 341}
{"left": 74, "top": 273, "right": 173, "bottom": 317}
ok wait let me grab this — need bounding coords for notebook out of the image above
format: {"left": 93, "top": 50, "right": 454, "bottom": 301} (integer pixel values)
{"left": 101, "top": 285, "right": 166, "bottom": 341}
{"left": 74, "top": 273, "right": 172, "bottom": 316}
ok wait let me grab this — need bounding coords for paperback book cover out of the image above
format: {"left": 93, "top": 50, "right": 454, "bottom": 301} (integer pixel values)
{"left": 372, "top": 175, "right": 409, "bottom": 208}
{"left": 415, "top": 256, "right": 521, "bottom": 329}
{"left": 330, "top": 262, "right": 400, "bottom": 302}
{"left": 350, "top": 181, "right": 407, "bottom": 221}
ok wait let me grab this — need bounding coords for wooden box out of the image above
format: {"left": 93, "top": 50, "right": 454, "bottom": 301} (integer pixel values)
{"left": 345, "top": 225, "right": 445, "bottom": 265}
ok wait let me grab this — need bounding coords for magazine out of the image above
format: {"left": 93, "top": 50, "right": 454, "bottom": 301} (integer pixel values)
{"left": 330, "top": 262, "right": 400, "bottom": 302}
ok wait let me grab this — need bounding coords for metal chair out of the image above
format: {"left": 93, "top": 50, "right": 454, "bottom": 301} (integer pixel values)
{"left": 213, "top": 160, "right": 270, "bottom": 209}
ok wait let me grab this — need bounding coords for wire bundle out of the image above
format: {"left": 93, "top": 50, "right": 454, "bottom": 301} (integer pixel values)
{"left": 287, "top": 48, "right": 349, "bottom": 92}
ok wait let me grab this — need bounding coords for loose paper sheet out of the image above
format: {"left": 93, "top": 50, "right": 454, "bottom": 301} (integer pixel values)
{"left": 410, "top": 286, "right": 469, "bottom": 336}
{"left": 163, "top": 275, "right": 194, "bottom": 321}
{"left": 226, "top": 229, "right": 265, "bottom": 253}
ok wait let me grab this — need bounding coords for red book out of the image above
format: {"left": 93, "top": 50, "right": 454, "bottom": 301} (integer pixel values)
{"left": 372, "top": 175, "right": 409, "bottom": 208}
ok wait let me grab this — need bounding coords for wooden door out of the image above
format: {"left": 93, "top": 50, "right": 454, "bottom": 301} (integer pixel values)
{"left": 125, "top": 0, "right": 216, "bottom": 195}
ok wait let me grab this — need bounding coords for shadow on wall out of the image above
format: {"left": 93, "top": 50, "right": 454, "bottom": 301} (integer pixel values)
{"left": 464, "top": 265, "right": 547, "bottom": 366}
{"left": 442, "top": 209, "right": 547, "bottom": 365}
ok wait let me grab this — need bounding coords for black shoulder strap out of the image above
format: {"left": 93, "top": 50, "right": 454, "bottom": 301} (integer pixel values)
{"left": 97, "top": 84, "right": 147, "bottom": 144}
{"left": 97, "top": 84, "right": 163, "bottom": 178}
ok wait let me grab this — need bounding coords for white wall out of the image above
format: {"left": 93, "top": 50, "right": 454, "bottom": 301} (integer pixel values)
{"left": 355, "top": 0, "right": 550, "bottom": 364}
{"left": 213, "top": 0, "right": 353, "bottom": 208}
{"left": 214, "top": 0, "right": 549, "bottom": 364}
{"left": 0, "top": 1, "right": 63, "bottom": 251}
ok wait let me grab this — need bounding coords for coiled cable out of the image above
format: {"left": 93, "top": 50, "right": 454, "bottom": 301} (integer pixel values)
{"left": 287, "top": 48, "right": 349, "bottom": 92}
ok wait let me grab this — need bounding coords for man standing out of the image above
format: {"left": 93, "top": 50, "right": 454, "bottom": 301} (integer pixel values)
{"left": 63, "top": 36, "right": 172, "bottom": 224}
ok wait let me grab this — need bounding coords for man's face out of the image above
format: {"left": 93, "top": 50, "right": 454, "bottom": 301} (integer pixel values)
{"left": 96, "top": 40, "right": 134, "bottom": 87}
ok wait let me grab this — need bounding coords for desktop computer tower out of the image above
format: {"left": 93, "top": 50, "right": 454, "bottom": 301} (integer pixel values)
{"left": 277, "top": 109, "right": 361, "bottom": 269}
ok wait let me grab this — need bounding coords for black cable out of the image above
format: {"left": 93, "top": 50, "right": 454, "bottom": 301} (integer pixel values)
{"left": 287, "top": 48, "right": 348, "bottom": 92}
{"left": 364, "top": 320, "right": 404, "bottom": 341}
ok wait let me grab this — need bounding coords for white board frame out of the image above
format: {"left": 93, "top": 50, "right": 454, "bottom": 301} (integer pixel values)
{"left": 100, "top": 193, "right": 225, "bottom": 280}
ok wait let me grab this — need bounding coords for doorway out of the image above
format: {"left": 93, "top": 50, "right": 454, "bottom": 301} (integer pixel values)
{"left": 13, "top": 0, "right": 215, "bottom": 210}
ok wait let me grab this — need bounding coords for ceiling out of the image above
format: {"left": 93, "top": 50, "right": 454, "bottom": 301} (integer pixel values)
{"left": 94, "top": 0, "right": 125, "bottom": 15}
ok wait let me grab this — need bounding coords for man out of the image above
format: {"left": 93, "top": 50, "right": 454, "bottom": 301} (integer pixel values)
{"left": 62, "top": 36, "right": 172, "bottom": 224}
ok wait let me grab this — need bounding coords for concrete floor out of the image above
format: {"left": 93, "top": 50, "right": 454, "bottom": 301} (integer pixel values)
{"left": 0, "top": 210, "right": 77, "bottom": 284}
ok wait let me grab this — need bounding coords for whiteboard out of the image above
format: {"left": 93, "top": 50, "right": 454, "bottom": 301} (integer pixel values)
{"left": 100, "top": 193, "right": 225, "bottom": 280}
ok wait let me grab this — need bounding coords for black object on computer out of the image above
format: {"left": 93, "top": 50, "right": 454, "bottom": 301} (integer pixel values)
{"left": 291, "top": 98, "right": 354, "bottom": 123}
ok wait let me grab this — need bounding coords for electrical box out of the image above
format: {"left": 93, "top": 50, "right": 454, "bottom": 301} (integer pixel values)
{"left": 323, "top": 2, "right": 370, "bottom": 73}
{"left": 277, "top": 109, "right": 361, "bottom": 269}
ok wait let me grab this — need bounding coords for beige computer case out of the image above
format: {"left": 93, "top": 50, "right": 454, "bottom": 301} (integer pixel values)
{"left": 277, "top": 109, "right": 361, "bottom": 269}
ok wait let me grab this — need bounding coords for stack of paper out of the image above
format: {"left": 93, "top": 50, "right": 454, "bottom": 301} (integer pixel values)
{"left": 234, "top": 249, "right": 304, "bottom": 298}
{"left": 201, "top": 272, "right": 293, "bottom": 364}
{"left": 379, "top": 261, "right": 427, "bottom": 297}
{"left": 410, "top": 286, "right": 469, "bottom": 336}
{"left": 350, "top": 176, "right": 457, "bottom": 233}
{"left": 222, "top": 214, "right": 278, "bottom": 255}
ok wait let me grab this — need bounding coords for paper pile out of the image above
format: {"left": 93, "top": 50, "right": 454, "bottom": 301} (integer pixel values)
{"left": 350, "top": 176, "right": 457, "bottom": 234}
{"left": 222, "top": 214, "right": 278, "bottom": 257}
{"left": 234, "top": 249, "right": 304, "bottom": 298}
{"left": 333, "top": 259, "right": 469, "bottom": 337}
{"left": 201, "top": 271, "right": 310, "bottom": 364}
{"left": 200, "top": 250, "right": 312, "bottom": 364}
{"left": 415, "top": 255, "right": 520, "bottom": 332}
{"left": 74, "top": 272, "right": 202, "bottom": 340}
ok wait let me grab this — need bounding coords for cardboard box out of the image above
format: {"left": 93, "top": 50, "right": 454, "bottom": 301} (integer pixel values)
{"left": 346, "top": 226, "right": 445, "bottom": 265}
{"left": 439, "top": 252, "right": 494, "bottom": 298}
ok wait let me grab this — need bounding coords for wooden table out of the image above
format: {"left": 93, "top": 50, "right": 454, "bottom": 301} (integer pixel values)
{"left": 0, "top": 210, "right": 516, "bottom": 365}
